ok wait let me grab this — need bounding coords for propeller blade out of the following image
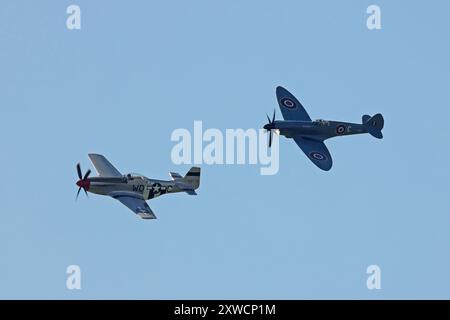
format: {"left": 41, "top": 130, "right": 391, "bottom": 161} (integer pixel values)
{"left": 76, "top": 163, "right": 82, "bottom": 180}
{"left": 83, "top": 188, "right": 89, "bottom": 198}
{"left": 83, "top": 169, "right": 91, "bottom": 180}
{"left": 76, "top": 187, "right": 81, "bottom": 200}
{"left": 272, "top": 109, "right": 276, "bottom": 123}
{"left": 269, "top": 131, "right": 273, "bottom": 148}
{"left": 266, "top": 114, "right": 271, "bottom": 124}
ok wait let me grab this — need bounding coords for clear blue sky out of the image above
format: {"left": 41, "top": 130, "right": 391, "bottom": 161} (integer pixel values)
{"left": 0, "top": 0, "right": 449, "bottom": 299}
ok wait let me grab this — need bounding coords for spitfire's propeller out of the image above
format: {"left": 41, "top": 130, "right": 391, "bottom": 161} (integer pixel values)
{"left": 263, "top": 109, "right": 276, "bottom": 148}
{"left": 76, "top": 163, "right": 91, "bottom": 200}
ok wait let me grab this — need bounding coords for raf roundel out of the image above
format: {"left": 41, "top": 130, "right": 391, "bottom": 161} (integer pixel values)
{"left": 336, "top": 124, "right": 346, "bottom": 134}
{"left": 281, "top": 97, "right": 296, "bottom": 109}
{"left": 309, "top": 152, "right": 326, "bottom": 161}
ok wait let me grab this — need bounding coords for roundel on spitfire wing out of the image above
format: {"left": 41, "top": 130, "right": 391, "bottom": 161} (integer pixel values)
{"left": 309, "top": 152, "right": 327, "bottom": 161}
{"left": 280, "top": 97, "right": 297, "bottom": 109}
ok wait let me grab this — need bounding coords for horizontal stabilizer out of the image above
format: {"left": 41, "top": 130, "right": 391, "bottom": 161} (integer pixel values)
{"left": 170, "top": 167, "right": 201, "bottom": 193}
{"left": 170, "top": 172, "right": 183, "bottom": 180}
{"left": 363, "top": 113, "right": 384, "bottom": 139}
{"left": 362, "top": 115, "right": 371, "bottom": 123}
{"left": 174, "top": 181, "right": 197, "bottom": 195}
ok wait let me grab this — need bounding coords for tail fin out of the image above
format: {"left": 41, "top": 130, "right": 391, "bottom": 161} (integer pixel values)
{"left": 362, "top": 113, "right": 384, "bottom": 139}
{"left": 182, "top": 167, "right": 201, "bottom": 189}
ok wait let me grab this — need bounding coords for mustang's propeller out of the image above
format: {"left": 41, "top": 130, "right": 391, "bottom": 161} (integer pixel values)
{"left": 76, "top": 163, "right": 91, "bottom": 200}
{"left": 263, "top": 109, "right": 276, "bottom": 148}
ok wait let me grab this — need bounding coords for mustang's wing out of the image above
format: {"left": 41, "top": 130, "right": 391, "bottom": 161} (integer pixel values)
{"left": 276, "top": 86, "right": 312, "bottom": 121}
{"left": 109, "top": 192, "right": 156, "bottom": 219}
{"left": 293, "top": 136, "right": 333, "bottom": 171}
{"left": 88, "top": 154, "right": 122, "bottom": 177}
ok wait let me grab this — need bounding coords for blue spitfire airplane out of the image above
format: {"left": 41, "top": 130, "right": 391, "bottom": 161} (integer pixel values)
{"left": 264, "top": 86, "right": 384, "bottom": 171}
{"left": 75, "top": 154, "right": 200, "bottom": 219}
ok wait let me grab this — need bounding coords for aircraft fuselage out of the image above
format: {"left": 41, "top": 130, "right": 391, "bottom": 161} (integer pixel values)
{"left": 272, "top": 120, "right": 368, "bottom": 140}
{"left": 87, "top": 176, "right": 183, "bottom": 200}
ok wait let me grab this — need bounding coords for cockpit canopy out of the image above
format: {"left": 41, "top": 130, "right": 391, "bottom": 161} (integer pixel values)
{"left": 313, "top": 119, "right": 330, "bottom": 126}
{"left": 125, "top": 173, "right": 149, "bottom": 181}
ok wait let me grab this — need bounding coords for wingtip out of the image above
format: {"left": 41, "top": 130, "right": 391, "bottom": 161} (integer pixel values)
{"left": 318, "top": 163, "right": 332, "bottom": 171}
{"left": 276, "top": 86, "right": 286, "bottom": 93}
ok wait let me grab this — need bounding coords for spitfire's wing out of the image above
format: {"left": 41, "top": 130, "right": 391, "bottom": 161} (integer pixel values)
{"left": 293, "top": 136, "right": 333, "bottom": 171}
{"left": 276, "top": 86, "right": 312, "bottom": 121}
{"left": 109, "top": 192, "right": 156, "bottom": 219}
{"left": 88, "top": 154, "right": 122, "bottom": 177}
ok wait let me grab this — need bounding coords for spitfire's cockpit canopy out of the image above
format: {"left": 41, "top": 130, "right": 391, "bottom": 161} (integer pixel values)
{"left": 313, "top": 119, "right": 330, "bottom": 126}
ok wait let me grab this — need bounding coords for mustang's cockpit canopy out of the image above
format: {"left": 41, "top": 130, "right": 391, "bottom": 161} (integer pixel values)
{"left": 126, "top": 173, "right": 149, "bottom": 181}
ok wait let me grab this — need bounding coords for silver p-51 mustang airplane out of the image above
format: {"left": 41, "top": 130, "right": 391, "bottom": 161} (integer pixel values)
{"left": 75, "top": 154, "right": 200, "bottom": 219}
